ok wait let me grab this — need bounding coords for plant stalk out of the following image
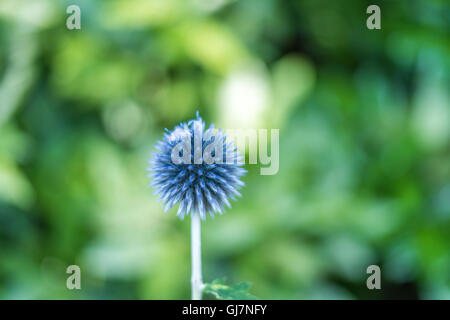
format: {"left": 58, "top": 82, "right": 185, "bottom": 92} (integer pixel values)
{"left": 191, "top": 211, "right": 203, "bottom": 300}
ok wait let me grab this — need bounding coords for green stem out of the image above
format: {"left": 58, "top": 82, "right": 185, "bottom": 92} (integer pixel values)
{"left": 191, "top": 212, "right": 203, "bottom": 299}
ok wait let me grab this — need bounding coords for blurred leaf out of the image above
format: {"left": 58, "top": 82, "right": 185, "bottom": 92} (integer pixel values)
{"left": 204, "top": 279, "right": 257, "bottom": 300}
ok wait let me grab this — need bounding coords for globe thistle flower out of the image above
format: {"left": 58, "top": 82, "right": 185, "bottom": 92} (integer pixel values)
{"left": 148, "top": 112, "right": 246, "bottom": 220}
{"left": 148, "top": 112, "right": 246, "bottom": 300}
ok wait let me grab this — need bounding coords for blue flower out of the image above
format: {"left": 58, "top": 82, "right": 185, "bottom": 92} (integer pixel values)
{"left": 148, "top": 112, "right": 246, "bottom": 220}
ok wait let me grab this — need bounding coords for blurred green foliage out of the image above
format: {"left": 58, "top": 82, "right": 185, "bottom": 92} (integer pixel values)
{"left": 204, "top": 279, "right": 256, "bottom": 300}
{"left": 0, "top": 0, "right": 449, "bottom": 299}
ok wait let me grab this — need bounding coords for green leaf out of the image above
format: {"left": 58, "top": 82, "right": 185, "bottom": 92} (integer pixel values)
{"left": 203, "top": 279, "right": 257, "bottom": 300}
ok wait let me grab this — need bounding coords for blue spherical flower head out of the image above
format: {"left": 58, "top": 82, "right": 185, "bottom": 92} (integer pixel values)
{"left": 149, "top": 112, "right": 246, "bottom": 220}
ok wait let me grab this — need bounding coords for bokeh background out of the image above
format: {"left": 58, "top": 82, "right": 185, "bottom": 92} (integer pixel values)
{"left": 0, "top": 0, "right": 449, "bottom": 299}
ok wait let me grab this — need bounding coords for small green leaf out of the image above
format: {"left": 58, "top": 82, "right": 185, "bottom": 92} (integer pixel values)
{"left": 203, "top": 279, "right": 257, "bottom": 300}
